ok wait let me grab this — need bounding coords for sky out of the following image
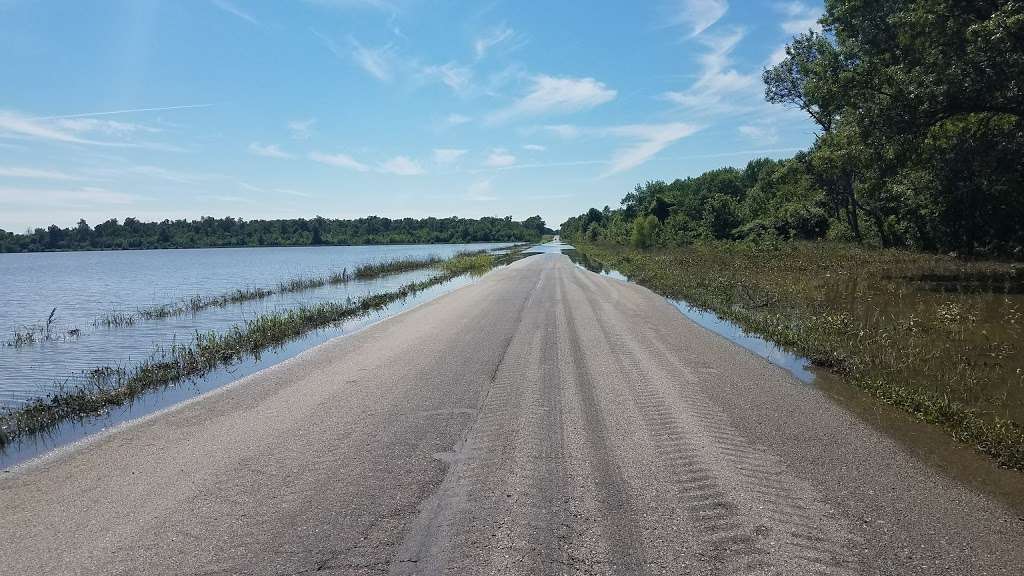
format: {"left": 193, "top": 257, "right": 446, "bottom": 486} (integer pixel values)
{"left": 0, "top": 0, "right": 823, "bottom": 232}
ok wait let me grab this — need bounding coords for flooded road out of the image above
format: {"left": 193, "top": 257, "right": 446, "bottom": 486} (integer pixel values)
{"left": 2, "top": 253, "right": 1021, "bottom": 575}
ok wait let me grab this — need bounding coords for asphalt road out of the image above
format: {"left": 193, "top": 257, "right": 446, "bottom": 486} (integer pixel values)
{"left": 2, "top": 253, "right": 1022, "bottom": 575}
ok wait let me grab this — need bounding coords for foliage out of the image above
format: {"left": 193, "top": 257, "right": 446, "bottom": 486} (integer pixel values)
{"left": 562, "top": 0, "right": 1023, "bottom": 259}
{"left": 0, "top": 215, "right": 551, "bottom": 253}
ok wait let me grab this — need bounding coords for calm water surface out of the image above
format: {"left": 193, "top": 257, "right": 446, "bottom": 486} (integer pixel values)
{"left": 0, "top": 243, "right": 512, "bottom": 407}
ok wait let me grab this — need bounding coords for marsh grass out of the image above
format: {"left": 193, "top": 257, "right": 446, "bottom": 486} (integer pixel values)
{"left": 354, "top": 256, "right": 444, "bottom": 279}
{"left": 5, "top": 308, "right": 81, "bottom": 347}
{"left": 576, "top": 241, "right": 1024, "bottom": 470}
{"left": 88, "top": 254, "right": 468, "bottom": 329}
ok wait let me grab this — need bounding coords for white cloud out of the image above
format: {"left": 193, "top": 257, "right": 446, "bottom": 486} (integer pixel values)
{"left": 522, "top": 144, "right": 546, "bottom": 151}
{"left": 287, "top": 118, "right": 316, "bottom": 140}
{"left": 466, "top": 179, "right": 496, "bottom": 201}
{"left": 738, "top": 124, "right": 780, "bottom": 145}
{"left": 315, "top": 30, "right": 394, "bottom": 82}
{"left": 474, "top": 24, "right": 524, "bottom": 60}
{"left": 672, "top": 0, "right": 728, "bottom": 37}
{"left": 378, "top": 155, "right": 424, "bottom": 175}
{"left": 433, "top": 148, "right": 467, "bottom": 164}
{"left": 0, "top": 166, "right": 84, "bottom": 181}
{"left": 484, "top": 148, "right": 516, "bottom": 167}
{"left": 309, "top": 151, "right": 370, "bottom": 171}
{"left": 488, "top": 75, "right": 617, "bottom": 124}
{"left": 768, "top": 44, "right": 788, "bottom": 66}
{"left": 0, "top": 186, "right": 135, "bottom": 207}
{"left": 0, "top": 110, "right": 97, "bottom": 145}
{"left": 55, "top": 118, "right": 160, "bottom": 136}
{"left": 211, "top": 0, "right": 260, "bottom": 26}
{"left": 446, "top": 113, "right": 472, "bottom": 126}
{"left": 603, "top": 123, "right": 701, "bottom": 176}
{"left": 542, "top": 124, "right": 581, "bottom": 139}
{"left": 349, "top": 37, "right": 394, "bottom": 81}
{"left": 419, "top": 62, "right": 473, "bottom": 93}
{"left": 660, "top": 28, "right": 757, "bottom": 114}
{"left": 0, "top": 109, "right": 188, "bottom": 150}
{"left": 778, "top": 2, "right": 821, "bottom": 35}
{"left": 248, "top": 142, "right": 293, "bottom": 159}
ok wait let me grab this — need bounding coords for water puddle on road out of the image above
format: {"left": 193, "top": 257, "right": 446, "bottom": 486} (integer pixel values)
{"left": 561, "top": 245, "right": 1024, "bottom": 515}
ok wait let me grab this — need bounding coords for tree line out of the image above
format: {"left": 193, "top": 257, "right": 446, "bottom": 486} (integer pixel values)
{"left": 562, "top": 0, "right": 1023, "bottom": 259}
{"left": 0, "top": 215, "right": 551, "bottom": 252}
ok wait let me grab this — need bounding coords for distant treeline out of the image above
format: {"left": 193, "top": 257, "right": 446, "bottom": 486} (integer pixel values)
{"left": 0, "top": 215, "right": 551, "bottom": 252}
{"left": 563, "top": 1, "right": 1024, "bottom": 259}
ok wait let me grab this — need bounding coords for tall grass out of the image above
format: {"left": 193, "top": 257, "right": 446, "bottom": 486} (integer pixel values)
{"left": 576, "top": 241, "right": 1024, "bottom": 470}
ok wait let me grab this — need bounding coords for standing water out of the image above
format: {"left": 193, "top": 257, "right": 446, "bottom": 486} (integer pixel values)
{"left": 0, "top": 243, "right": 513, "bottom": 408}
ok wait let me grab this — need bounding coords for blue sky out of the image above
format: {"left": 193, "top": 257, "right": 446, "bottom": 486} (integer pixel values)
{"left": 0, "top": 0, "right": 822, "bottom": 232}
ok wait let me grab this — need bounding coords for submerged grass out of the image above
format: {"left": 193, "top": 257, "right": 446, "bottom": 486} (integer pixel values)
{"left": 5, "top": 308, "right": 81, "bottom": 347}
{"left": 88, "top": 253, "right": 481, "bottom": 329}
{"left": 574, "top": 241, "right": 1024, "bottom": 470}
{"left": 0, "top": 247, "right": 527, "bottom": 449}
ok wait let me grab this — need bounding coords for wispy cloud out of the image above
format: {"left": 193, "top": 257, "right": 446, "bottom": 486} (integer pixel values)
{"left": 248, "top": 142, "right": 293, "bottom": 159}
{"left": 0, "top": 186, "right": 135, "bottom": 207}
{"left": 349, "top": 36, "right": 395, "bottom": 81}
{"left": 738, "top": 123, "right": 779, "bottom": 145}
{"left": 304, "top": 0, "right": 398, "bottom": 15}
{"left": 31, "top": 103, "right": 214, "bottom": 121}
{"left": 522, "top": 144, "right": 546, "bottom": 151}
{"left": 484, "top": 148, "right": 517, "bottom": 167}
{"left": 474, "top": 24, "right": 525, "bottom": 60}
{"left": 309, "top": 151, "right": 370, "bottom": 171}
{"left": 488, "top": 75, "right": 617, "bottom": 124}
{"left": 661, "top": 28, "right": 756, "bottom": 114}
{"left": 0, "top": 110, "right": 99, "bottom": 145}
{"left": 542, "top": 124, "right": 581, "bottom": 139}
{"left": 287, "top": 118, "right": 316, "bottom": 140}
{"left": 466, "top": 179, "right": 496, "bottom": 201}
{"left": 0, "top": 166, "right": 85, "bottom": 181}
{"left": 378, "top": 155, "right": 424, "bottom": 175}
{"left": 419, "top": 62, "right": 473, "bottom": 93}
{"left": 446, "top": 113, "right": 472, "bottom": 126}
{"left": 603, "top": 123, "right": 702, "bottom": 176}
{"left": 1, "top": 108, "right": 193, "bottom": 151}
{"left": 778, "top": 1, "right": 821, "bottom": 35}
{"left": 671, "top": 0, "right": 728, "bottom": 37}
{"left": 433, "top": 148, "right": 467, "bottom": 164}
{"left": 314, "top": 30, "right": 395, "bottom": 82}
{"left": 211, "top": 0, "right": 260, "bottom": 26}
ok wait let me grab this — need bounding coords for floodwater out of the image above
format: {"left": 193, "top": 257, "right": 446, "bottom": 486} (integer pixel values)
{"left": 0, "top": 243, "right": 512, "bottom": 408}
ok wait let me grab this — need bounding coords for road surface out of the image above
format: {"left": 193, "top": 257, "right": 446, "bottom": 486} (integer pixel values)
{"left": 1, "top": 253, "right": 1022, "bottom": 575}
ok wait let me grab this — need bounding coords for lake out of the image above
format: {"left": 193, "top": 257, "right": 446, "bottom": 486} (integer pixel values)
{"left": 0, "top": 243, "right": 514, "bottom": 409}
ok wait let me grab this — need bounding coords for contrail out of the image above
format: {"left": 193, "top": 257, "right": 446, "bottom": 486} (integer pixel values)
{"left": 30, "top": 103, "right": 215, "bottom": 121}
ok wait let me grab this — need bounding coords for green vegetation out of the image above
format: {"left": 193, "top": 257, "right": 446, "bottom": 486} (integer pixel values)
{"left": 0, "top": 248, "right": 526, "bottom": 448}
{"left": 562, "top": 1, "right": 1023, "bottom": 258}
{"left": 0, "top": 215, "right": 552, "bottom": 253}
{"left": 573, "top": 242, "right": 1024, "bottom": 469}
{"left": 5, "top": 308, "right": 81, "bottom": 348}
{"left": 353, "top": 256, "right": 444, "bottom": 279}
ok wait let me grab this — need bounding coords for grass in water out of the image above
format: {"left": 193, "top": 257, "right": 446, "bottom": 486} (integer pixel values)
{"left": 574, "top": 241, "right": 1024, "bottom": 470}
{"left": 88, "top": 254, "right": 479, "bottom": 329}
{"left": 0, "top": 249, "right": 525, "bottom": 449}
{"left": 5, "top": 308, "right": 81, "bottom": 347}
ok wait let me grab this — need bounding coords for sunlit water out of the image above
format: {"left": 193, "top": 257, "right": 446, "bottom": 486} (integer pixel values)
{"left": 0, "top": 243, "right": 512, "bottom": 408}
